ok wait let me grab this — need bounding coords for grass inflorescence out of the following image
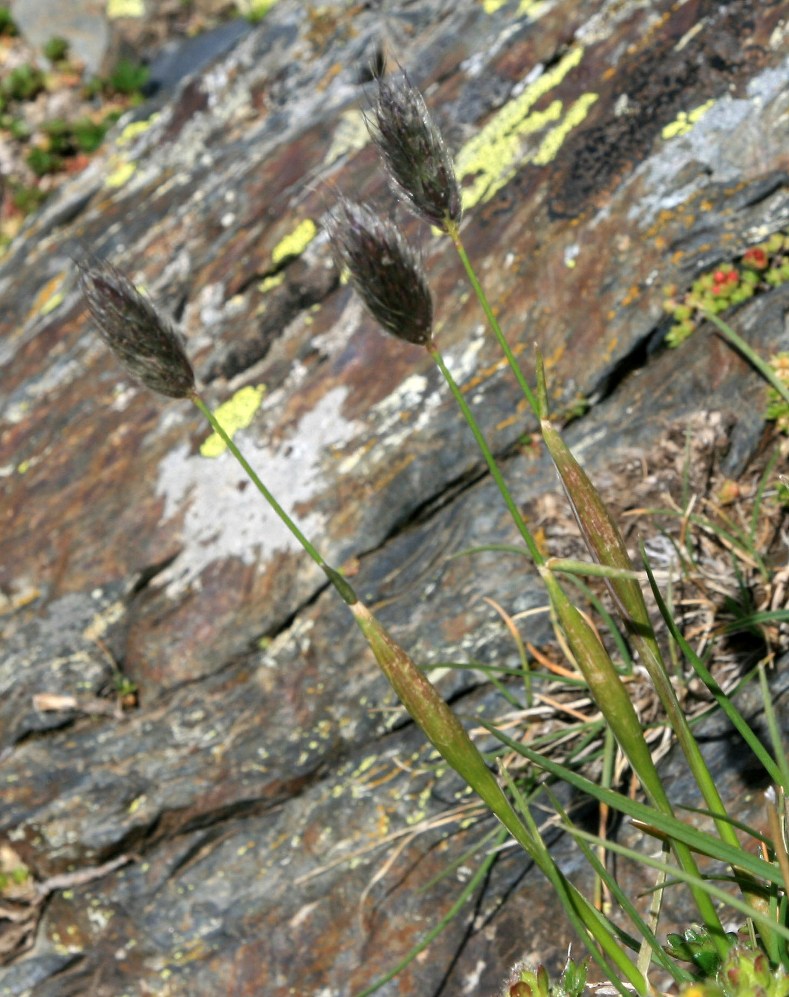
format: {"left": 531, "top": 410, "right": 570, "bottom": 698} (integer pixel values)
{"left": 78, "top": 60, "right": 789, "bottom": 997}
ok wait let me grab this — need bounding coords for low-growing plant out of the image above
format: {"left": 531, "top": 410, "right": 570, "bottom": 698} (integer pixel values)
{"left": 76, "top": 116, "right": 113, "bottom": 152}
{"left": 42, "top": 35, "right": 69, "bottom": 65}
{"left": 82, "top": 58, "right": 150, "bottom": 102}
{"left": 0, "top": 5, "right": 17, "bottom": 37}
{"left": 8, "top": 180, "right": 46, "bottom": 215}
{"left": 26, "top": 145, "right": 62, "bottom": 177}
{"left": 105, "top": 57, "right": 149, "bottom": 98}
{"left": 22, "top": 115, "right": 114, "bottom": 178}
{"left": 78, "top": 65, "right": 789, "bottom": 997}
{"left": 40, "top": 117, "right": 74, "bottom": 155}
{"left": 43, "top": 115, "right": 111, "bottom": 155}
{"left": 664, "top": 234, "right": 789, "bottom": 347}
{"left": 1, "top": 115, "right": 30, "bottom": 140}
{"left": 1, "top": 63, "right": 45, "bottom": 102}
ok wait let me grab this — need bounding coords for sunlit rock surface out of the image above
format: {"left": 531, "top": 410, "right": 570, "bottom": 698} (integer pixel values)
{"left": 1, "top": 1, "right": 787, "bottom": 993}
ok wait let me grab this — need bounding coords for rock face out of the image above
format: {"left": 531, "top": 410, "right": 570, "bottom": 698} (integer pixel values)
{"left": 0, "top": 1, "right": 787, "bottom": 994}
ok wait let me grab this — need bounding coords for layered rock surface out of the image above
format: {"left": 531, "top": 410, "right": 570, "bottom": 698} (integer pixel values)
{"left": 1, "top": 1, "right": 787, "bottom": 994}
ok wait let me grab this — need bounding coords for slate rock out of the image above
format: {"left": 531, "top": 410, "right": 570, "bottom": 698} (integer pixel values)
{"left": 0, "top": 1, "right": 787, "bottom": 994}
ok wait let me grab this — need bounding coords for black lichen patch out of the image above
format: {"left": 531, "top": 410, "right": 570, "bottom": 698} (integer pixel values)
{"left": 548, "top": 2, "right": 774, "bottom": 218}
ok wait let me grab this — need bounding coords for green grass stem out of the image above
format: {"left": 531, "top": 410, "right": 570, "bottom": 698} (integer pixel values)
{"left": 428, "top": 346, "right": 544, "bottom": 565}
{"left": 446, "top": 220, "right": 540, "bottom": 419}
{"left": 704, "top": 311, "right": 789, "bottom": 408}
{"left": 191, "top": 392, "right": 357, "bottom": 604}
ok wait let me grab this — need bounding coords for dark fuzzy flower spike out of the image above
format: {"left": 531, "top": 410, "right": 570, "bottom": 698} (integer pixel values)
{"left": 78, "top": 259, "right": 195, "bottom": 399}
{"left": 371, "top": 72, "right": 462, "bottom": 231}
{"left": 328, "top": 200, "right": 434, "bottom": 347}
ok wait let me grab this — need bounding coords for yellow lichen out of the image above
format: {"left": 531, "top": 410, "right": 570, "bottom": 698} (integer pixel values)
{"left": 271, "top": 219, "right": 318, "bottom": 265}
{"left": 107, "top": 0, "right": 145, "bottom": 17}
{"left": 532, "top": 92, "right": 599, "bottom": 165}
{"left": 257, "top": 272, "right": 286, "bottom": 294}
{"left": 105, "top": 160, "right": 136, "bottom": 189}
{"left": 235, "top": 0, "right": 279, "bottom": 16}
{"left": 482, "top": 0, "right": 543, "bottom": 12}
{"left": 41, "top": 291, "right": 64, "bottom": 316}
{"left": 662, "top": 99, "right": 715, "bottom": 139}
{"left": 200, "top": 385, "right": 266, "bottom": 457}
{"left": 116, "top": 115, "right": 158, "bottom": 147}
{"left": 455, "top": 47, "right": 585, "bottom": 210}
{"left": 29, "top": 272, "right": 66, "bottom": 321}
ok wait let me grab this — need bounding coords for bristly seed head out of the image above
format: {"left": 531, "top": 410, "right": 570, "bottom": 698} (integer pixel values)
{"left": 78, "top": 259, "right": 196, "bottom": 399}
{"left": 328, "top": 199, "right": 434, "bottom": 347}
{"left": 370, "top": 71, "right": 462, "bottom": 232}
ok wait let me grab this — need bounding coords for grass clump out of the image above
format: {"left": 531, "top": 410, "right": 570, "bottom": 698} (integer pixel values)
{"left": 79, "top": 61, "right": 789, "bottom": 997}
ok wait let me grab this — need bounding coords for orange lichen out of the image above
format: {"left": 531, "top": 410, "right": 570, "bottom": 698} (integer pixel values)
{"left": 542, "top": 343, "right": 565, "bottom": 369}
{"left": 621, "top": 284, "right": 641, "bottom": 306}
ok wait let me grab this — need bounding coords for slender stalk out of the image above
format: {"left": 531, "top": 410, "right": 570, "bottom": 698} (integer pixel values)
{"left": 704, "top": 310, "right": 789, "bottom": 408}
{"left": 428, "top": 345, "right": 544, "bottom": 565}
{"left": 542, "top": 423, "right": 738, "bottom": 831}
{"left": 542, "top": 569, "right": 730, "bottom": 955}
{"left": 429, "top": 309, "right": 726, "bottom": 952}
{"left": 351, "top": 601, "right": 647, "bottom": 994}
{"left": 194, "top": 388, "right": 647, "bottom": 990}
{"left": 190, "top": 392, "right": 357, "bottom": 605}
{"left": 499, "top": 768, "right": 647, "bottom": 993}
{"left": 445, "top": 220, "right": 540, "bottom": 418}
{"left": 542, "top": 417, "right": 771, "bottom": 929}
{"left": 193, "top": 381, "right": 642, "bottom": 980}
